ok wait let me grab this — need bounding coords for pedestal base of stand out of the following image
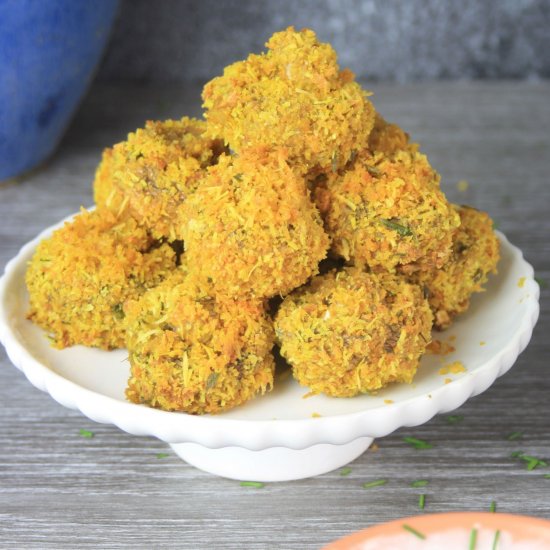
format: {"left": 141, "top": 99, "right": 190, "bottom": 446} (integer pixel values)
{"left": 170, "top": 437, "right": 373, "bottom": 481}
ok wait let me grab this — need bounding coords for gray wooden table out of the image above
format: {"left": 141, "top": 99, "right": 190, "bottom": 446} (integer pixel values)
{"left": 1, "top": 81, "right": 549, "bottom": 549}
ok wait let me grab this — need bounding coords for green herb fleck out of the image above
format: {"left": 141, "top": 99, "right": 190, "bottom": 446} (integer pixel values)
{"left": 240, "top": 481, "right": 265, "bottom": 488}
{"left": 512, "top": 452, "right": 548, "bottom": 471}
{"left": 446, "top": 415, "right": 464, "bottom": 425}
{"left": 403, "top": 436, "right": 433, "bottom": 450}
{"left": 469, "top": 527, "right": 478, "bottom": 550}
{"left": 411, "top": 480, "right": 429, "bottom": 488}
{"left": 380, "top": 218, "right": 413, "bottom": 237}
{"left": 506, "top": 431, "right": 522, "bottom": 441}
{"left": 418, "top": 494, "right": 426, "bottom": 510}
{"left": 365, "top": 164, "right": 381, "bottom": 177}
{"left": 156, "top": 453, "right": 169, "bottom": 459}
{"left": 206, "top": 372, "right": 219, "bottom": 390}
{"left": 111, "top": 303, "right": 125, "bottom": 320}
{"left": 492, "top": 530, "right": 501, "bottom": 550}
{"left": 402, "top": 524, "right": 426, "bottom": 540}
{"left": 490, "top": 500, "right": 497, "bottom": 513}
{"left": 362, "top": 479, "right": 387, "bottom": 489}
{"left": 544, "top": 474, "right": 550, "bottom": 479}
{"left": 79, "top": 429, "right": 94, "bottom": 439}
{"left": 339, "top": 467, "right": 352, "bottom": 476}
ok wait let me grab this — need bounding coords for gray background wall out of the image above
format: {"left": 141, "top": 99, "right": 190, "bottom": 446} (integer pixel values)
{"left": 98, "top": 0, "right": 550, "bottom": 83}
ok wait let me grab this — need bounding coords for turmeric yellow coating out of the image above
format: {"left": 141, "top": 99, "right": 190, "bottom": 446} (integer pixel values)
{"left": 125, "top": 267, "right": 275, "bottom": 414}
{"left": 93, "top": 117, "right": 225, "bottom": 241}
{"left": 181, "top": 149, "right": 330, "bottom": 299}
{"left": 202, "top": 27, "right": 375, "bottom": 176}
{"left": 275, "top": 268, "right": 433, "bottom": 397}
{"left": 368, "top": 113, "right": 418, "bottom": 156}
{"left": 317, "top": 150, "right": 459, "bottom": 272}
{"left": 26, "top": 209, "right": 176, "bottom": 349}
{"left": 408, "top": 205, "right": 500, "bottom": 330}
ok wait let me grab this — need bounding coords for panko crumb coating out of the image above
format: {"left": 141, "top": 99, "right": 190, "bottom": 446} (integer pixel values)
{"left": 125, "top": 267, "right": 275, "bottom": 414}
{"left": 26, "top": 209, "right": 176, "bottom": 350}
{"left": 93, "top": 117, "right": 225, "bottom": 241}
{"left": 202, "top": 27, "right": 375, "bottom": 176}
{"left": 181, "top": 149, "right": 330, "bottom": 299}
{"left": 368, "top": 113, "right": 418, "bottom": 156}
{"left": 316, "top": 150, "right": 459, "bottom": 272}
{"left": 275, "top": 268, "right": 433, "bottom": 397}
{"left": 409, "top": 205, "right": 500, "bottom": 330}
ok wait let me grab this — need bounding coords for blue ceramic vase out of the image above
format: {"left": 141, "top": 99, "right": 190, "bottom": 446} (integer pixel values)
{"left": 0, "top": 0, "right": 119, "bottom": 181}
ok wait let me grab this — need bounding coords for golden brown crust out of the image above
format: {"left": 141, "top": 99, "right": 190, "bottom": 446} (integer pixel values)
{"left": 181, "top": 148, "right": 330, "bottom": 299}
{"left": 275, "top": 268, "right": 433, "bottom": 396}
{"left": 408, "top": 205, "right": 500, "bottom": 330}
{"left": 124, "top": 267, "right": 275, "bottom": 414}
{"left": 93, "top": 117, "right": 225, "bottom": 241}
{"left": 202, "top": 27, "right": 375, "bottom": 176}
{"left": 26, "top": 208, "right": 176, "bottom": 349}
{"left": 317, "top": 150, "right": 459, "bottom": 272}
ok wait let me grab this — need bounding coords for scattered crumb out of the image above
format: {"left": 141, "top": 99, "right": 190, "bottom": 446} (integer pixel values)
{"left": 518, "top": 276, "right": 526, "bottom": 288}
{"left": 311, "top": 412, "right": 322, "bottom": 418}
{"left": 302, "top": 391, "right": 315, "bottom": 399}
{"left": 480, "top": 341, "right": 486, "bottom": 346}
{"left": 448, "top": 335, "right": 456, "bottom": 342}
{"left": 426, "top": 339, "right": 455, "bottom": 355}
{"left": 384, "top": 399, "right": 394, "bottom": 404}
{"left": 456, "top": 179, "right": 469, "bottom": 192}
{"left": 439, "top": 361, "right": 467, "bottom": 375}
{"left": 444, "top": 378, "right": 452, "bottom": 384}
{"left": 370, "top": 443, "right": 380, "bottom": 453}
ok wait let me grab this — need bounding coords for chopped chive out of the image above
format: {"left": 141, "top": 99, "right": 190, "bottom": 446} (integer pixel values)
{"left": 403, "top": 436, "right": 433, "bottom": 450}
{"left": 490, "top": 500, "right": 497, "bottom": 513}
{"left": 510, "top": 450, "right": 524, "bottom": 458}
{"left": 362, "top": 479, "right": 387, "bottom": 489}
{"left": 402, "top": 524, "right": 426, "bottom": 540}
{"left": 521, "top": 455, "right": 548, "bottom": 466}
{"left": 380, "top": 218, "right": 413, "bottom": 237}
{"left": 418, "top": 494, "right": 426, "bottom": 510}
{"left": 469, "top": 527, "right": 478, "bottom": 550}
{"left": 446, "top": 415, "right": 464, "bottom": 425}
{"left": 240, "top": 481, "right": 265, "bottom": 488}
{"left": 156, "top": 453, "right": 169, "bottom": 459}
{"left": 492, "top": 530, "right": 501, "bottom": 550}
{"left": 79, "top": 429, "right": 94, "bottom": 438}
{"left": 506, "top": 431, "right": 522, "bottom": 441}
{"left": 339, "top": 467, "right": 352, "bottom": 476}
{"left": 411, "top": 480, "right": 429, "bottom": 488}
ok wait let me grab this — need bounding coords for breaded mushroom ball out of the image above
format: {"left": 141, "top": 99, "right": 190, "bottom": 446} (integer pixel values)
{"left": 26, "top": 208, "right": 176, "bottom": 349}
{"left": 125, "top": 267, "right": 275, "bottom": 414}
{"left": 93, "top": 117, "right": 225, "bottom": 241}
{"left": 181, "top": 148, "right": 330, "bottom": 299}
{"left": 275, "top": 268, "right": 433, "bottom": 397}
{"left": 408, "top": 204, "right": 500, "bottom": 330}
{"left": 316, "top": 150, "right": 460, "bottom": 272}
{"left": 202, "top": 27, "right": 375, "bottom": 176}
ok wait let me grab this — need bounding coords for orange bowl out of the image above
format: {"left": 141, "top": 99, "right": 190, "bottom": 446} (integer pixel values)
{"left": 323, "top": 512, "right": 550, "bottom": 549}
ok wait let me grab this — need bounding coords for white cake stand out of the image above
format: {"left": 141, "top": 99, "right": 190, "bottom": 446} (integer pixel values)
{"left": 0, "top": 216, "right": 540, "bottom": 481}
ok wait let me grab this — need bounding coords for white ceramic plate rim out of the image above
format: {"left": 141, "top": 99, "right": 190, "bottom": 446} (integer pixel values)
{"left": 0, "top": 215, "right": 540, "bottom": 451}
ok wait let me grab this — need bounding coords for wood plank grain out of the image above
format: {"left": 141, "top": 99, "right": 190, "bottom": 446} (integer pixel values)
{"left": 1, "top": 81, "right": 549, "bottom": 549}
